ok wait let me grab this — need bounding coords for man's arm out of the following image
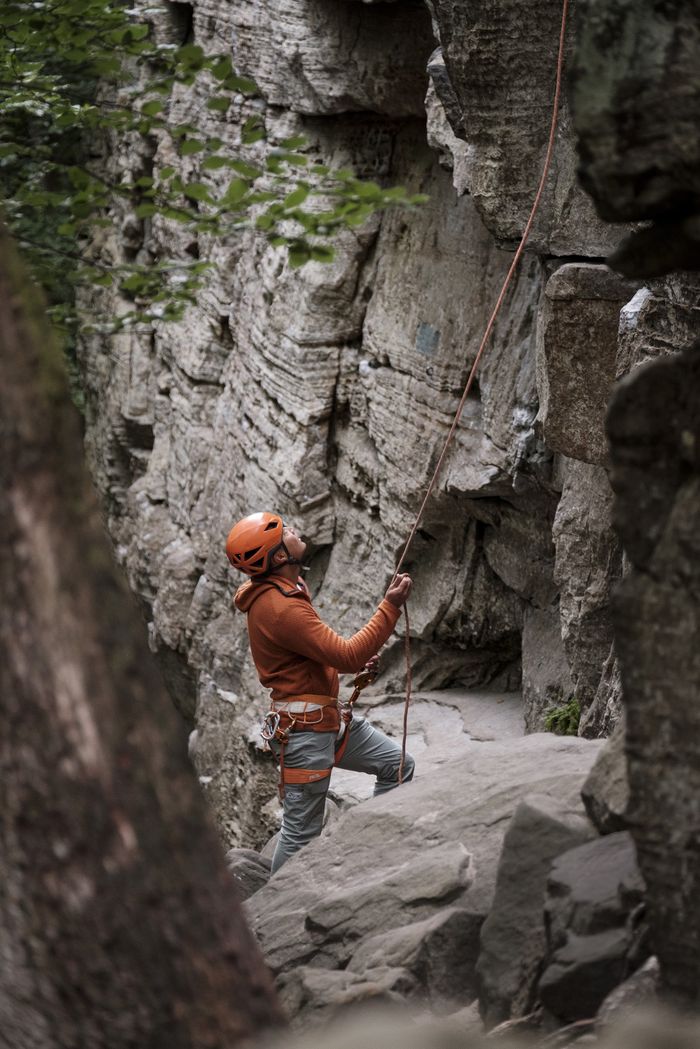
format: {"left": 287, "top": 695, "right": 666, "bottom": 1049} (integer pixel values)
{"left": 273, "top": 578, "right": 410, "bottom": 672}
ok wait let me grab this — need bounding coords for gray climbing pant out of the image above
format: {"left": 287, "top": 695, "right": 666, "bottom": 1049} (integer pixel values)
{"left": 269, "top": 716, "right": 415, "bottom": 874}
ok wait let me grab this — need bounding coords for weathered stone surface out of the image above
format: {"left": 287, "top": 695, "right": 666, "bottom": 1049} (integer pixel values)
{"left": 230, "top": 0, "right": 434, "bottom": 117}
{"left": 616, "top": 276, "right": 700, "bottom": 379}
{"left": 607, "top": 344, "right": 700, "bottom": 1002}
{"left": 538, "top": 832, "right": 649, "bottom": 1022}
{"left": 571, "top": 0, "right": 700, "bottom": 224}
{"left": 424, "top": 81, "right": 472, "bottom": 197}
{"left": 476, "top": 792, "right": 596, "bottom": 1028}
{"left": 581, "top": 714, "right": 628, "bottom": 834}
{"left": 578, "top": 642, "right": 622, "bottom": 739}
{"left": 276, "top": 966, "right": 418, "bottom": 1028}
{"left": 536, "top": 264, "right": 638, "bottom": 465}
{"left": 428, "top": 0, "right": 622, "bottom": 254}
{"left": 225, "top": 847, "right": 272, "bottom": 900}
{"left": 348, "top": 907, "right": 483, "bottom": 1012}
{"left": 521, "top": 604, "right": 574, "bottom": 733}
{"left": 595, "top": 956, "right": 660, "bottom": 1030}
{"left": 552, "top": 458, "right": 623, "bottom": 724}
{"left": 246, "top": 734, "right": 601, "bottom": 1022}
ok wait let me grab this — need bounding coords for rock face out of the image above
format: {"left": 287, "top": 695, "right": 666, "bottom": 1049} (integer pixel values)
{"left": 476, "top": 791, "right": 596, "bottom": 1027}
{"left": 538, "top": 832, "right": 649, "bottom": 1022}
{"left": 75, "top": 0, "right": 700, "bottom": 854}
{"left": 581, "top": 715, "right": 629, "bottom": 835}
{"left": 571, "top": 0, "right": 700, "bottom": 276}
{"left": 607, "top": 344, "right": 700, "bottom": 1003}
{"left": 245, "top": 733, "right": 602, "bottom": 1026}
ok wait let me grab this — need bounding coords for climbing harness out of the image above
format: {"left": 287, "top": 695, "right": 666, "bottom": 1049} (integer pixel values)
{"left": 391, "top": 0, "right": 570, "bottom": 780}
{"left": 262, "top": 666, "right": 378, "bottom": 800}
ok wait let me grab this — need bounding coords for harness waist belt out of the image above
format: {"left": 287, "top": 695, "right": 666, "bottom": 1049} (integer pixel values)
{"left": 271, "top": 694, "right": 338, "bottom": 713}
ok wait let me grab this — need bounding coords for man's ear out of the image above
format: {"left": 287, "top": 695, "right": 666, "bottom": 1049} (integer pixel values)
{"left": 271, "top": 548, "right": 287, "bottom": 565}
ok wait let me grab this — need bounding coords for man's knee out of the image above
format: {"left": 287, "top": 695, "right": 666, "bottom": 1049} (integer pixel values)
{"left": 400, "top": 752, "right": 415, "bottom": 782}
{"left": 376, "top": 750, "right": 415, "bottom": 791}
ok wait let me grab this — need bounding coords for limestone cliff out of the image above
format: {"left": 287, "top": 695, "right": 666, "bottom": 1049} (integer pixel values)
{"left": 77, "top": 0, "right": 700, "bottom": 848}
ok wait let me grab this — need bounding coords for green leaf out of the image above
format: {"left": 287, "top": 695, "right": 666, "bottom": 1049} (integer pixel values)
{"left": 141, "top": 99, "right": 164, "bottom": 117}
{"left": 227, "top": 160, "right": 260, "bottom": 179}
{"left": 211, "top": 57, "right": 233, "bottom": 81}
{"left": 241, "top": 127, "right": 265, "bottom": 145}
{"left": 135, "top": 202, "right": 158, "bottom": 217}
{"left": 177, "top": 43, "right": 205, "bottom": 66}
{"left": 280, "top": 134, "right": 307, "bottom": 149}
{"left": 183, "top": 182, "right": 213, "bottom": 203}
{"left": 283, "top": 185, "right": 309, "bottom": 208}
{"left": 201, "top": 155, "right": 229, "bottom": 170}
{"left": 222, "top": 178, "right": 250, "bottom": 206}
{"left": 180, "top": 139, "right": 206, "bottom": 156}
{"left": 288, "top": 245, "right": 310, "bottom": 268}
{"left": 310, "top": 245, "right": 335, "bottom": 263}
{"left": 223, "top": 74, "right": 258, "bottom": 94}
{"left": 121, "top": 273, "right": 147, "bottom": 293}
{"left": 206, "top": 96, "right": 230, "bottom": 113}
{"left": 408, "top": 193, "right": 430, "bottom": 205}
{"left": 159, "top": 166, "right": 176, "bottom": 179}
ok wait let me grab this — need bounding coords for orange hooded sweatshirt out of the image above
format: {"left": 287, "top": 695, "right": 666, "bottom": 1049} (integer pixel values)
{"left": 234, "top": 576, "right": 400, "bottom": 702}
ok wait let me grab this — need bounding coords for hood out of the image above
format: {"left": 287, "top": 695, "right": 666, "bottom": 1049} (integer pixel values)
{"left": 233, "top": 576, "right": 308, "bottom": 613}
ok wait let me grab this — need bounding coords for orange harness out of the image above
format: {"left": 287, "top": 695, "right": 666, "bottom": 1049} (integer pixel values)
{"left": 262, "top": 670, "right": 376, "bottom": 799}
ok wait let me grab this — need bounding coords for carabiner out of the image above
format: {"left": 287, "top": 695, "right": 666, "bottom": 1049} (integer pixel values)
{"left": 261, "top": 711, "right": 281, "bottom": 742}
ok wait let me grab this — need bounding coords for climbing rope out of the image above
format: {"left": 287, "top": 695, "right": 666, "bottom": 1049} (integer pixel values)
{"left": 394, "top": 0, "right": 570, "bottom": 782}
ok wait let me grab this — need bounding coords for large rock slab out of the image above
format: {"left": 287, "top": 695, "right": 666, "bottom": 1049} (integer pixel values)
{"left": 476, "top": 792, "right": 597, "bottom": 1028}
{"left": 538, "top": 832, "right": 649, "bottom": 1021}
{"left": 536, "top": 264, "right": 637, "bottom": 465}
{"left": 607, "top": 343, "right": 700, "bottom": 1002}
{"left": 581, "top": 714, "right": 629, "bottom": 834}
{"left": 246, "top": 734, "right": 602, "bottom": 1023}
{"left": 428, "top": 0, "right": 622, "bottom": 254}
{"left": 230, "top": 0, "right": 434, "bottom": 116}
{"left": 571, "top": 0, "right": 700, "bottom": 224}
{"left": 552, "top": 458, "right": 623, "bottom": 724}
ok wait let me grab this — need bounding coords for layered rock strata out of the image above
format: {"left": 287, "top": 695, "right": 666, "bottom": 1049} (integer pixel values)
{"left": 77, "top": 0, "right": 699, "bottom": 849}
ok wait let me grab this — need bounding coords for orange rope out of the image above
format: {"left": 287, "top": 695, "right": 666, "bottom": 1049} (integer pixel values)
{"left": 394, "top": 0, "right": 570, "bottom": 772}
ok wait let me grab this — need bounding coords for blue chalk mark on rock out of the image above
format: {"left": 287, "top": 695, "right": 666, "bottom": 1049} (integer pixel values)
{"left": 416, "top": 322, "right": 440, "bottom": 357}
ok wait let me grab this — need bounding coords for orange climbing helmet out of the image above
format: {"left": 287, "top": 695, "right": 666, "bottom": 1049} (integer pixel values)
{"left": 225, "top": 511, "right": 286, "bottom": 577}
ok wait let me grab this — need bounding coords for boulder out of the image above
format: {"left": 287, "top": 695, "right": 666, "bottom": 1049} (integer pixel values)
{"left": 538, "top": 832, "right": 649, "bottom": 1022}
{"left": 521, "top": 605, "right": 574, "bottom": 732}
{"left": 552, "top": 458, "right": 623, "bottom": 724}
{"left": 571, "top": 0, "right": 700, "bottom": 224}
{"left": 348, "top": 907, "right": 482, "bottom": 1012}
{"left": 581, "top": 715, "right": 629, "bottom": 834}
{"left": 476, "top": 792, "right": 597, "bottom": 1027}
{"left": 595, "top": 956, "right": 660, "bottom": 1030}
{"left": 224, "top": 847, "right": 272, "bottom": 900}
{"left": 578, "top": 644, "right": 622, "bottom": 740}
{"left": 536, "top": 264, "right": 638, "bottom": 465}
{"left": 607, "top": 342, "right": 700, "bottom": 1001}
{"left": 277, "top": 966, "right": 418, "bottom": 1028}
{"left": 246, "top": 734, "right": 602, "bottom": 1022}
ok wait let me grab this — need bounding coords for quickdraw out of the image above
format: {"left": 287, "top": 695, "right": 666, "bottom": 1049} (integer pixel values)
{"left": 263, "top": 667, "right": 378, "bottom": 800}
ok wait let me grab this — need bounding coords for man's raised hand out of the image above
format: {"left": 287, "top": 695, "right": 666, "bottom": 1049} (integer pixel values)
{"left": 385, "top": 573, "right": 412, "bottom": 608}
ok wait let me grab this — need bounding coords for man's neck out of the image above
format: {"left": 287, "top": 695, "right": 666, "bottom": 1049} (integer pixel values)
{"left": 273, "top": 563, "right": 302, "bottom": 585}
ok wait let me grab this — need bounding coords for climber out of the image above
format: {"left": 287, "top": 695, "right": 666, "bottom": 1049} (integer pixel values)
{"left": 226, "top": 511, "right": 415, "bottom": 873}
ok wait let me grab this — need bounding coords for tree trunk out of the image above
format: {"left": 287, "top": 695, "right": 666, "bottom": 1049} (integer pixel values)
{"left": 0, "top": 227, "right": 286, "bottom": 1047}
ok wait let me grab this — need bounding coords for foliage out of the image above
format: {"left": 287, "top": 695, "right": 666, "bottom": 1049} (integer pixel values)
{"left": 544, "top": 698, "right": 581, "bottom": 737}
{"left": 0, "top": 0, "right": 427, "bottom": 333}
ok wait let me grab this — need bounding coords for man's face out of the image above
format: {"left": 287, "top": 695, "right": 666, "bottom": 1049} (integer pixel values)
{"left": 282, "top": 525, "right": 306, "bottom": 560}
